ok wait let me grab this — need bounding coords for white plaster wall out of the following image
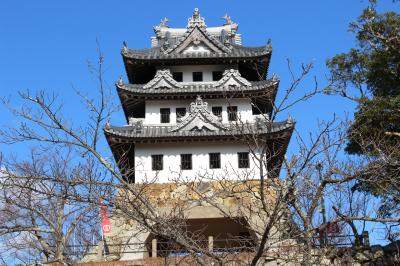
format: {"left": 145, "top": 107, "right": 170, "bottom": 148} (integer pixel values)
{"left": 165, "top": 65, "right": 229, "bottom": 82}
{"left": 134, "top": 142, "right": 262, "bottom": 183}
{"left": 144, "top": 98, "right": 254, "bottom": 125}
{"left": 182, "top": 44, "right": 211, "bottom": 54}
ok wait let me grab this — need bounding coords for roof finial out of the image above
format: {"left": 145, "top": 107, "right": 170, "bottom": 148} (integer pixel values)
{"left": 123, "top": 41, "right": 128, "bottom": 48}
{"left": 265, "top": 39, "right": 272, "bottom": 52}
{"left": 287, "top": 114, "right": 294, "bottom": 124}
{"left": 193, "top": 8, "right": 200, "bottom": 19}
{"left": 122, "top": 45, "right": 128, "bottom": 54}
{"left": 188, "top": 8, "right": 206, "bottom": 28}
{"left": 117, "top": 76, "right": 123, "bottom": 86}
{"left": 222, "top": 14, "right": 233, "bottom": 25}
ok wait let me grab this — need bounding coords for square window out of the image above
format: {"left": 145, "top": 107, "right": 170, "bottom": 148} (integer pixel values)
{"left": 238, "top": 152, "right": 249, "bottom": 168}
{"left": 227, "top": 106, "right": 238, "bottom": 121}
{"left": 192, "top": 72, "right": 203, "bottom": 82}
{"left": 181, "top": 154, "right": 192, "bottom": 170}
{"left": 212, "top": 106, "right": 222, "bottom": 118}
{"left": 176, "top": 108, "right": 186, "bottom": 121}
{"left": 160, "top": 108, "right": 170, "bottom": 123}
{"left": 152, "top": 155, "right": 163, "bottom": 171}
{"left": 209, "top": 153, "right": 221, "bottom": 169}
{"left": 173, "top": 72, "right": 183, "bottom": 82}
{"left": 212, "top": 71, "right": 223, "bottom": 81}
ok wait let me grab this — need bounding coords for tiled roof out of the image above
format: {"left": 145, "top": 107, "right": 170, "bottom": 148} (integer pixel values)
{"left": 122, "top": 44, "right": 272, "bottom": 61}
{"left": 126, "top": 8, "right": 266, "bottom": 61}
{"left": 104, "top": 120, "right": 294, "bottom": 142}
{"left": 117, "top": 79, "right": 278, "bottom": 96}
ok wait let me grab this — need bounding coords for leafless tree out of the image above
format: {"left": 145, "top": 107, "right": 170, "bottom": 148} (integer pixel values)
{"left": 0, "top": 148, "right": 108, "bottom": 264}
{"left": 0, "top": 49, "right": 398, "bottom": 266}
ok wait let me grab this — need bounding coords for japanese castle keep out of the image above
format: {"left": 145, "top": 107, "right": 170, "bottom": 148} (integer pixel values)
{"left": 90, "top": 8, "right": 295, "bottom": 263}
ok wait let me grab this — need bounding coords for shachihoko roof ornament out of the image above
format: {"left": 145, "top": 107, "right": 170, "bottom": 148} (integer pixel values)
{"left": 153, "top": 18, "right": 170, "bottom": 39}
{"left": 222, "top": 14, "right": 233, "bottom": 26}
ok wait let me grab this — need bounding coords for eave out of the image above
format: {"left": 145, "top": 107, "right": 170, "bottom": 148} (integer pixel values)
{"left": 104, "top": 120, "right": 293, "bottom": 144}
{"left": 116, "top": 79, "right": 279, "bottom": 121}
{"left": 122, "top": 44, "right": 271, "bottom": 61}
{"left": 121, "top": 45, "right": 272, "bottom": 83}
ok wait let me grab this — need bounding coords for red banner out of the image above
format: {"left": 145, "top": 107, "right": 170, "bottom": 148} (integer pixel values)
{"left": 319, "top": 221, "right": 341, "bottom": 235}
{"left": 100, "top": 203, "right": 111, "bottom": 234}
{"left": 326, "top": 221, "right": 340, "bottom": 234}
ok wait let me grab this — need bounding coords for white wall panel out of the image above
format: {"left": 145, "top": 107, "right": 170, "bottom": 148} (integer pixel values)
{"left": 144, "top": 98, "right": 254, "bottom": 125}
{"left": 134, "top": 142, "right": 262, "bottom": 183}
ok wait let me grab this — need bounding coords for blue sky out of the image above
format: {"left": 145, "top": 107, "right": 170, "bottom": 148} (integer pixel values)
{"left": 1, "top": 1, "right": 398, "bottom": 138}
{"left": 0, "top": 0, "right": 399, "bottom": 246}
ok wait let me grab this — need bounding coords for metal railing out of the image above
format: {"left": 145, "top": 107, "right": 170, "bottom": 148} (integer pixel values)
{"left": 77, "top": 233, "right": 370, "bottom": 260}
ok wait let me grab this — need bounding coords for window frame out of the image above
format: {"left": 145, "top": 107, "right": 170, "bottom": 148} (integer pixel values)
{"left": 176, "top": 107, "right": 187, "bottom": 121}
{"left": 227, "top": 106, "right": 238, "bottom": 121}
{"left": 212, "top": 106, "right": 223, "bottom": 118}
{"left": 238, "top": 152, "right": 250, "bottom": 168}
{"left": 181, "top": 154, "right": 192, "bottom": 170}
{"left": 173, "top": 72, "right": 183, "bottom": 82}
{"left": 160, "top": 108, "right": 171, "bottom": 123}
{"left": 192, "top": 72, "right": 203, "bottom": 82}
{"left": 212, "top": 71, "right": 223, "bottom": 81}
{"left": 151, "top": 154, "right": 163, "bottom": 171}
{"left": 209, "top": 153, "right": 221, "bottom": 169}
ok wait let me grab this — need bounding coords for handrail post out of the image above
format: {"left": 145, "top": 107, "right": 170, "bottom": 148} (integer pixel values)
{"left": 152, "top": 238, "right": 157, "bottom": 258}
{"left": 362, "top": 231, "right": 370, "bottom": 247}
{"left": 208, "top": 236, "right": 213, "bottom": 253}
{"left": 97, "top": 240, "right": 104, "bottom": 261}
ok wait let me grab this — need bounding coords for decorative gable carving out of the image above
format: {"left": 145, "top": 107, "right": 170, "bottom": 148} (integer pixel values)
{"left": 170, "top": 96, "right": 227, "bottom": 132}
{"left": 182, "top": 44, "right": 212, "bottom": 54}
{"left": 143, "top": 69, "right": 182, "bottom": 90}
{"left": 214, "top": 69, "right": 251, "bottom": 88}
{"left": 162, "top": 9, "right": 231, "bottom": 55}
{"left": 166, "top": 26, "right": 230, "bottom": 54}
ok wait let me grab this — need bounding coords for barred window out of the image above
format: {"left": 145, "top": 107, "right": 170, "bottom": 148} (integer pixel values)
{"left": 193, "top": 72, "right": 203, "bottom": 82}
{"left": 227, "top": 106, "right": 238, "bottom": 121}
{"left": 209, "top": 153, "right": 221, "bottom": 169}
{"left": 212, "top": 71, "right": 223, "bottom": 81}
{"left": 176, "top": 108, "right": 186, "bottom": 121}
{"left": 173, "top": 72, "right": 183, "bottom": 82}
{"left": 212, "top": 106, "right": 222, "bottom": 118}
{"left": 238, "top": 152, "right": 249, "bottom": 168}
{"left": 160, "top": 108, "right": 170, "bottom": 123}
{"left": 152, "top": 155, "right": 163, "bottom": 171}
{"left": 181, "top": 154, "right": 192, "bottom": 170}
